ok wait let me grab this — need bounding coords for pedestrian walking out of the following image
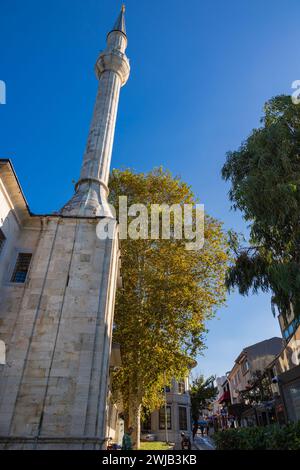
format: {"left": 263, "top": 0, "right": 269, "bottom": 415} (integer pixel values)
{"left": 199, "top": 418, "right": 207, "bottom": 437}
{"left": 192, "top": 422, "right": 198, "bottom": 441}
{"left": 206, "top": 420, "right": 211, "bottom": 436}
{"left": 122, "top": 427, "right": 134, "bottom": 450}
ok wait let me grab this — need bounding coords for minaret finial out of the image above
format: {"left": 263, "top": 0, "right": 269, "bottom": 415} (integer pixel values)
{"left": 110, "top": 5, "right": 126, "bottom": 36}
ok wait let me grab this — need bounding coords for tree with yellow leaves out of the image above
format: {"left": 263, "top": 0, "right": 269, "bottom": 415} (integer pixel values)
{"left": 109, "top": 168, "right": 228, "bottom": 448}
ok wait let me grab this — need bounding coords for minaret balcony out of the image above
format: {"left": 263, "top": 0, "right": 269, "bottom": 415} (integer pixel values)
{"left": 95, "top": 51, "right": 130, "bottom": 86}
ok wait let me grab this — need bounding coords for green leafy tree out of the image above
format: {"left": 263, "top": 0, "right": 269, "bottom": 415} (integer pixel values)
{"left": 222, "top": 95, "right": 300, "bottom": 318}
{"left": 190, "top": 375, "right": 217, "bottom": 421}
{"left": 239, "top": 370, "right": 273, "bottom": 404}
{"left": 109, "top": 168, "right": 229, "bottom": 448}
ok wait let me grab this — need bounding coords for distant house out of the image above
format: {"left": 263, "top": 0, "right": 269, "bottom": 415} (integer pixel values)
{"left": 228, "top": 337, "right": 284, "bottom": 405}
{"left": 212, "top": 376, "right": 231, "bottom": 415}
{"left": 209, "top": 376, "right": 232, "bottom": 429}
{"left": 141, "top": 377, "right": 192, "bottom": 444}
{"left": 227, "top": 337, "right": 284, "bottom": 426}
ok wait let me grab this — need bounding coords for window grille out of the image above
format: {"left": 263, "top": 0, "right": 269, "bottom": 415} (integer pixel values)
{"left": 11, "top": 253, "right": 32, "bottom": 283}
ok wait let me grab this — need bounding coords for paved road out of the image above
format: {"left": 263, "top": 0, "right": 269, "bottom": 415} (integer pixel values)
{"left": 173, "top": 433, "right": 215, "bottom": 451}
{"left": 192, "top": 434, "right": 215, "bottom": 451}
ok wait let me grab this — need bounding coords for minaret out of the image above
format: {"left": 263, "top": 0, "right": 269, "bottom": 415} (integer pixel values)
{"left": 0, "top": 8, "right": 126, "bottom": 450}
{"left": 61, "top": 5, "right": 130, "bottom": 217}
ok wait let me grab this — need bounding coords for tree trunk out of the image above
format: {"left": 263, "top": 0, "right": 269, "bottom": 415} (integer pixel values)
{"left": 124, "top": 410, "right": 130, "bottom": 432}
{"left": 128, "top": 397, "right": 141, "bottom": 450}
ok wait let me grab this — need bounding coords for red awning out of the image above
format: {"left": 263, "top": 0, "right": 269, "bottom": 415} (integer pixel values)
{"left": 218, "top": 391, "right": 231, "bottom": 403}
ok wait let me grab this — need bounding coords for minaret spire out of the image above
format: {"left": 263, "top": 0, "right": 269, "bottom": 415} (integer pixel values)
{"left": 111, "top": 4, "right": 126, "bottom": 35}
{"left": 61, "top": 6, "right": 130, "bottom": 217}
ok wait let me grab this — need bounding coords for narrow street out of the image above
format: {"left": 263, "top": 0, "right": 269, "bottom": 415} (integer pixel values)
{"left": 192, "top": 434, "right": 215, "bottom": 451}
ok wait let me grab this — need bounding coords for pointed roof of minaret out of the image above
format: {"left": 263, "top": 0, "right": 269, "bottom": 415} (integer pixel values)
{"left": 110, "top": 5, "right": 126, "bottom": 36}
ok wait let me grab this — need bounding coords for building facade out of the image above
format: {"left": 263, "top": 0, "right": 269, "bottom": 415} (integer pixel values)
{"left": 0, "top": 7, "right": 128, "bottom": 449}
{"left": 209, "top": 376, "right": 231, "bottom": 429}
{"left": 227, "top": 337, "right": 284, "bottom": 406}
{"left": 226, "top": 337, "right": 284, "bottom": 427}
{"left": 141, "top": 378, "right": 192, "bottom": 443}
{"left": 267, "top": 313, "right": 300, "bottom": 423}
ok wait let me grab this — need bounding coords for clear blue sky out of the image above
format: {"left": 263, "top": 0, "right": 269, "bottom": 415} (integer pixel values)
{"left": 1, "top": 0, "right": 299, "bottom": 378}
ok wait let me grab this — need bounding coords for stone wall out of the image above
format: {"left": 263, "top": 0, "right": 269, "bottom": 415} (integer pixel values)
{"left": 0, "top": 212, "right": 119, "bottom": 449}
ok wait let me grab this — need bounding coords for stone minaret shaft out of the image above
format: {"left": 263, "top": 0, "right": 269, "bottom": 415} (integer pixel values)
{"left": 62, "top": 6, "right": 130, "bottom": 217}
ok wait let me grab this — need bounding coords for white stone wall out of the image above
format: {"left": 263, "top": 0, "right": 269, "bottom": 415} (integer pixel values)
{"left": 0, "top": 214, "right": 119, "bottom": 449}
